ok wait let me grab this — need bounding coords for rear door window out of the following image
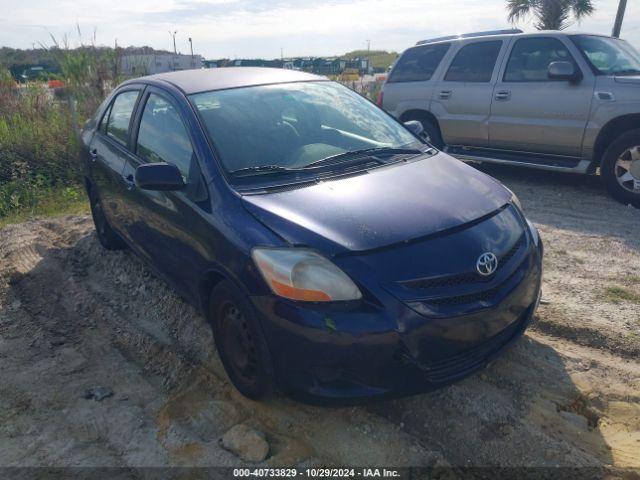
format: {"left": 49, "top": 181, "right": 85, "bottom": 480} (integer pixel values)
{"left": 504, "top": 37, "right": 577, "bottom": 82}
{"left": 444, "top": 41, "right": 503, "bottom": 82}
{"left": 388, "top": 43, "right": 450, "bottom": 83}
{"left": 105, "top": 90, "right": 140, "bottom": 146}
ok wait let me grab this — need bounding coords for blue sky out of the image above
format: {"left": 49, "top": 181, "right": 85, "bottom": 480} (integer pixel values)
{"left": 0, "top": 0, "right": 637, "bottom": 59}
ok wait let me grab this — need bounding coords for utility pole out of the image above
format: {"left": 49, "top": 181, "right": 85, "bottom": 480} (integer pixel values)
{"left": 366, "top": 39, "right": 371, "bottom": 74}
{"left": 612, "top": 0, "right": 627, "bottom": 38}
{"left": 169, "top": 30, "right": 177, "bottom": 54}
{"left": 188, "top": 37, "right": 194, "bottom": 68}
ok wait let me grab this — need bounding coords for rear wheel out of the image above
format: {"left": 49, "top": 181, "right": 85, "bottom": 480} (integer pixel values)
{"left": 209, "top": 281, "right": 273, "bottom": 399}
{"left": 89, "top": 190, "right": 126, "bottom": 250}
{"left": 601, "top": 129, "right": 640, "bottom": 208}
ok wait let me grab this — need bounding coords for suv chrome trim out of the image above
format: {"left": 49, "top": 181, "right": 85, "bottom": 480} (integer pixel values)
{"left": 448, "top": 150, "right": 592, "bottom": 174}
{"left": 416, "top": 29, "right": 523, "bottom": 45}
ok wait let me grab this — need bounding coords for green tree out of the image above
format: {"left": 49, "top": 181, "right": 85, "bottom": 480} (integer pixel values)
{"left": 507, "top": 0, "right": 594, "bottom": 30}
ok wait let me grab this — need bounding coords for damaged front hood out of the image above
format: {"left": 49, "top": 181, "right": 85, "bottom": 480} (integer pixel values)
{"left": 241, "top": 153, "right": 511, "bottom": 254}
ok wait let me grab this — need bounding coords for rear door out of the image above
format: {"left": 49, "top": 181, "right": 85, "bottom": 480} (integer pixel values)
{"left": 382, "top": 42, "right": 451, "bottom": 118}
{"left": 430, "top": 40, "right": 506, "bottom": 147}
{"left": 88, "top": 88, "right": 142, "bottom": 232}
{"left": 488, "top": 36, "right": 595, "bottom": 156}
{"left": 120, "top": 87, "right": 209, "bottom": 298}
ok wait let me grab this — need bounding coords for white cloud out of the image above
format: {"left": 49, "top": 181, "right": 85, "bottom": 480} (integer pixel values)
{"left": 0, "top": 0, "right": 637, "bottom": 57}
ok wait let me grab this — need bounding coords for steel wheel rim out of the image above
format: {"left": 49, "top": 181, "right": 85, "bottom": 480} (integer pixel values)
{"left": 219, "top": 303, "right": 258, "bottom": 383}
{"left": 614, "top": 145, "right": 640, "bottom": 193}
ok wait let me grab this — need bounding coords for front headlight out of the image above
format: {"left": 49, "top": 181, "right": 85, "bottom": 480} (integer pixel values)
{"left": 252, "top": 248, "right": 362, "bottom": 302}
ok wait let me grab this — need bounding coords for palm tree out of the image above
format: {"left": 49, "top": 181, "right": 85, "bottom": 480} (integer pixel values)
{"left": 507, "top": 0, "right": 594, "bottom": 30}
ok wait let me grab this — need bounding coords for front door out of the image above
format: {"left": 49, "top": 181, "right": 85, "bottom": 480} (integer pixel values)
{"left": 120, "top": 88, "right": 209, "bottom": 299}
{"left": 429, "top": 40, "right": 505, "bottom": 147}
{"left": 488, "top": 36, "right": 595, "bottom": 157}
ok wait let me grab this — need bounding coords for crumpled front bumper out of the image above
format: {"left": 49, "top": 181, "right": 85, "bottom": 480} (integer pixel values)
{"left": 250, "top": 239, "right": 543, "bottom": 405}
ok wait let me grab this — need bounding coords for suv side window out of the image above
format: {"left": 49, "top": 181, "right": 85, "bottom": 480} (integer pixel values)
{"left": 504, "top": 37, "right": 577, "bottom": 82}
{"left": 444, "top": 41, "right": 502, "bottom": 82}
{"left": 387, "top": 43, "right": 450, "bottom": 83}
{"left": 105, "top": 90, "right": 139, "bottom": 146}
{"left": 136, "top": 93, "right": 194, "bottom": 180}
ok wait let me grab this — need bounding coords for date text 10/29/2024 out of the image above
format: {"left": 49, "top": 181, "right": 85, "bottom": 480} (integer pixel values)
{"left": 233, "top": 468, "right": 401, "bottom": 478}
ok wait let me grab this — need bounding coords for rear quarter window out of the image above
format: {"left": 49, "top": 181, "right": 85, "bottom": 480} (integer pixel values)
{"left": 387, "top": 43, "right": 451, "bottom": 83}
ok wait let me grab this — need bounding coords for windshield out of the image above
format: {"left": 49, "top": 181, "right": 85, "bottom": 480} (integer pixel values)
{"left": 571, "top": 35, "right": 640, "bottom": 76}
{"left": 190, "top": 81, "right": 422, "bottom": 181}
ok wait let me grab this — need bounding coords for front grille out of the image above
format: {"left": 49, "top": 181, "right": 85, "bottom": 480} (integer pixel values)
{"left": 402, "top": 234, "right": 525, "bottom": 291}
{"left": 426, "top": 264, "right": 524, "bottom": 306}
{"left": 412, "top": 307, "right": 529, "bottom": 383}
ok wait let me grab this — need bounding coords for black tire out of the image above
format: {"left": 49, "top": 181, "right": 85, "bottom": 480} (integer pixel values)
{"left": 209, "top": 280, "right": 274, "bottom": 399}
{"left": 416, "top": 118, "right": 444, "bottom": 149}
{"left": 601, "top": 129, "right": 640, "bottom": 208}
{"left": 88, "top": 189, "right": 127, "bottom": 250}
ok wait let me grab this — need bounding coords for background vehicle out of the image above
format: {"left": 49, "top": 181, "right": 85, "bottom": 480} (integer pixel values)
{"left": 380, "top": 30, "right": 640, "bottom": 207}
{"left": 81, "top": 68, "right": 542, "bottom": 404}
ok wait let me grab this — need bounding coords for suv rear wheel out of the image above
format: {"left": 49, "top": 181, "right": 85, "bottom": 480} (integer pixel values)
{"left": 601, "top": 129, "right": 640, "bottom": 208}
{"left": 405, "top": 116, "right": 443, "bottom": 149}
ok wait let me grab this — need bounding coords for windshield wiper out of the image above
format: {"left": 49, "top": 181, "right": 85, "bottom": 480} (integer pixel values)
{"left": 229, "top": 146, "right": 429, "bottom": 178}
{"left": 229, "top": 164, "right": 297, "bottom": 177}
{"left": 303, "top": 147, "right": 425, "bottom": 169}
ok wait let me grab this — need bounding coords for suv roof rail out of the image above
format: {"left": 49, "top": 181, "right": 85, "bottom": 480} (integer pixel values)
{"left": 416, "top": 29, "right": 523, "bottom": 45}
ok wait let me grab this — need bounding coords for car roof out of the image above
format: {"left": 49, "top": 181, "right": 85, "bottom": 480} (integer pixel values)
{"left": 131, "top": 67, "right": 326, "bottom": 94}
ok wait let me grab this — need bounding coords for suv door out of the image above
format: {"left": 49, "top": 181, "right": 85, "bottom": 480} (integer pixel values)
{"left": 120, "top": 88, "right": 209, "bottom": 298}
{"left": 429, "top": 40, "right": 505, "bottom": 147}
{"left": 488, "top": 36, "right": 595, "bottom": 157}
{"left": 88, "top": 88, "right": 142, "bottom": 233}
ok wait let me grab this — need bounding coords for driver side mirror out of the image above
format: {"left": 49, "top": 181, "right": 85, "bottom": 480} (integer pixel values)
{"left": 403, "top": 120, "right": 425, "bottom": 137}
{"left": 135, "top": 162, "right": 185, "bottom": 191}
{"left": 548, "top": 61, "right": 582, "bottom": 83}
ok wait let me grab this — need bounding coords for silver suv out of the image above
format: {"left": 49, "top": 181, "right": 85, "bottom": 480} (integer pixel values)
{"left": 380, "top": 29, "right": 640, "bottom": 206}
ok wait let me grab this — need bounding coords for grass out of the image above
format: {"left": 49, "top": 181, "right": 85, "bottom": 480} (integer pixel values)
{"left": 0, "top": 186, "right": 89, "bottom": 228}
{"left": 1, "top": 41, "right": 118, "bottom": 226}
{"left": 603, "top": 286, "right": 640, "bottom": 304}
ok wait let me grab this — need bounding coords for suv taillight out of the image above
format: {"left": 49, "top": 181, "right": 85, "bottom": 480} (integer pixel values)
{"left": 376, "top": 90, "right": 384, "bottom": 107}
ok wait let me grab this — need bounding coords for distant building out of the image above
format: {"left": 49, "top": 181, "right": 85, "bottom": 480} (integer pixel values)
{"left": 120, "top": 53, "right": 203, "bottom": 76}
{"left": 203, "top": 56, "right": 371, "bottom": 76}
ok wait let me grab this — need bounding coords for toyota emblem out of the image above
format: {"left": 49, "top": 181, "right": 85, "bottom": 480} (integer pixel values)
{"left": 476, "top": 252, "right": 498, "bottom": 276}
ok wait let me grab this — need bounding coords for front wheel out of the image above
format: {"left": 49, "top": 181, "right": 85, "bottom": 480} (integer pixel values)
{"left": 601, "top": 129, "right": 640, "bottom": 208}
{"left": 209, "top": 281, "right": 274, "bottom": 399}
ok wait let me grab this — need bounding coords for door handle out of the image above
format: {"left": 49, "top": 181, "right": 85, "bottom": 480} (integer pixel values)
{"left": 90, "top": 148, "right": 98, "bottom": 162}
{"left": 439, "top": 90, "right": 452, "bottom": 99}
{"left": 495, "top": 90, "right": 511, "bottom": 100}
{"left": 123, "top": 174, "right": 136, "bottom": 191}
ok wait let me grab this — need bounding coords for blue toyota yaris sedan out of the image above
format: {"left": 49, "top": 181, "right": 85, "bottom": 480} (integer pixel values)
{"left": 81, "top": 67, "right": 542, "bottom": 404}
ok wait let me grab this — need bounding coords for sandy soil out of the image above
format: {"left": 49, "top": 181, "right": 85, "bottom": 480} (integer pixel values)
{"left": 1, "top": 164, "right": 639, "bottom": 473}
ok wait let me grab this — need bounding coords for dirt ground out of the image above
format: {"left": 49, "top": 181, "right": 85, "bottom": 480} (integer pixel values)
{"left": 1, "top": 164, "right": 639, "bottom": 473}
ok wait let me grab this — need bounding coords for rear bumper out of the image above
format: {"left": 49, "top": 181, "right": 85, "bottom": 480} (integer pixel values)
{"left": 251, "top": 240, "right": 543, "bottom": 405}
